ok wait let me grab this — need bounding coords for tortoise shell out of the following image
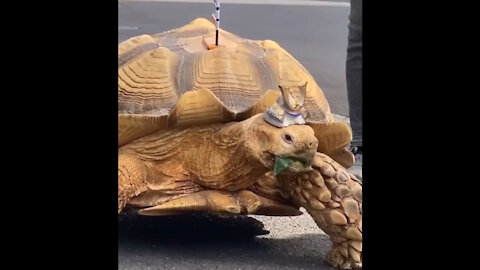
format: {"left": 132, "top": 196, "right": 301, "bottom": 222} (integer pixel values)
{"left": 118, "top": 18, "right": 352, "bottom": 165}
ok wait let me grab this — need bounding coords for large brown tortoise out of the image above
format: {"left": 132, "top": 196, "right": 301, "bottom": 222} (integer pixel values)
{"left": 118, "top": 18, "right": 362, "bottom": 269}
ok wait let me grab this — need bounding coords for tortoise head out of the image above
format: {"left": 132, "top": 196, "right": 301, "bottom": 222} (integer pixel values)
{"left": 244, "top": 114, "right": 318, "bottom": 175}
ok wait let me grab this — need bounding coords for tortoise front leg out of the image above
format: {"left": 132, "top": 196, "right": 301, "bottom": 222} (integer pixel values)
{"left": 278, "top": 153, "right": 363, "bottom": 269}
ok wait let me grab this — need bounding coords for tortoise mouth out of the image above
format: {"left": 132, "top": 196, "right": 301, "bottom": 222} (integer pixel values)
{"left": 263, "top": 152, "right": 313, "bottom": 175}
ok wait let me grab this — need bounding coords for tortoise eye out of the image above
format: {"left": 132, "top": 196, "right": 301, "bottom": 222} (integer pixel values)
{"left": 283, "top": 134, "right": 294, "bottom": 144}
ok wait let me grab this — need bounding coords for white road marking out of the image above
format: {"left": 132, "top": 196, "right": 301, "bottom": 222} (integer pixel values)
{"left": 119, "top": 26, "right": 140, "bottom": 30}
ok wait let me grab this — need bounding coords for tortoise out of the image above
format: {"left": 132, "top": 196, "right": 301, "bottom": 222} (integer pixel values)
{"left": 118, "top": 18, "right": 362, "bottom": 269}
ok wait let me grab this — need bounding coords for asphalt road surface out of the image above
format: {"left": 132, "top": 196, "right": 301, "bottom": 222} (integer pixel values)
{"left": 119, "top": 209, "right": 336, "bottom": 270}
{"left": 118, "top": 1, "right": 350, "bottom": 269}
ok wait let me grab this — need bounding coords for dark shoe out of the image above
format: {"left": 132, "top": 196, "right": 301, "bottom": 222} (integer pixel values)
{"left": 349, "top": 146, "right": 362, "bottom": 181}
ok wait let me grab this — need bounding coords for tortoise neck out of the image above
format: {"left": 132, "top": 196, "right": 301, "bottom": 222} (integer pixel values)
{"left": 120, "top": 117, "right": 270, "bottom": 191}
{"left": 181, "top": 119, "right": 270, "bottom": 190}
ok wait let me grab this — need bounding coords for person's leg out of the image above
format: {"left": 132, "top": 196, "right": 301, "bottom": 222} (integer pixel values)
{"left": 346, "top": 0, "right": 362, "bottom": 151}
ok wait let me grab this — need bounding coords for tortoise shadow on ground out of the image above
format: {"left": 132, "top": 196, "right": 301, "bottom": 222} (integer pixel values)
{"left": 118, "top": 211, "right": 336, "bottom": 269}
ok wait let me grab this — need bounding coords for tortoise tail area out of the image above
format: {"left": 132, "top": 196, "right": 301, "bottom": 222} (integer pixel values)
{"left": 118, "top": 154, "right": 151, "bottom": 213}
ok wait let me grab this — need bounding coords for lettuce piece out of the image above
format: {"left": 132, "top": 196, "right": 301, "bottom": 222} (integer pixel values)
{"left": 274, "top": 157, "right": 294, "bottom": 175}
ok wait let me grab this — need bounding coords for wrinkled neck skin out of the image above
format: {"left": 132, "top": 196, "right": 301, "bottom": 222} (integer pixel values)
{"left": 183, "top": 116, "right": 271, "bottom": 190}
{"left": 119, "top": 115, "right": 270, "bottom": 191}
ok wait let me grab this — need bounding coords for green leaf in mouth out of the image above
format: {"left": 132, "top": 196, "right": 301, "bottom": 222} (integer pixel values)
{"left": 274, "top": 157, "right": 294, "bottom": 175}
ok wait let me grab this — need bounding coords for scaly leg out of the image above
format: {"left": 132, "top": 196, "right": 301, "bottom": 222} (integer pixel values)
{"left": 276, "top": 152, "right": 362, "bottom": 269}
